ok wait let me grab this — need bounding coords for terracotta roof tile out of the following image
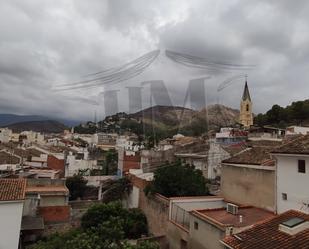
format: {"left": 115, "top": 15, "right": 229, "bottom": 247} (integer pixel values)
{"left": 246, "top": 140, "right": 282, "bottom": 147}
{"left": 272, "top": 134, "right": 309, "bottom": 155}
{"left": 222, "top": 147, "right": 274, "bottom": 166}
{"left": 26, "top": 185, "right": 69, "bottom": 194}
{"left": 0, "top": 151, "right": 20, "bottom": 164}
{"left": 0, "top": 178, "right": 26, "bottom": 201}
{"left": 222, "top": 144, "right": 247, "bottom": 156}
{"left": 222, "top": 210, "right": 309, "bottom": 249}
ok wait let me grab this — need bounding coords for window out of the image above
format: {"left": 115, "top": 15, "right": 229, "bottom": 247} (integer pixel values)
{"left": 194, "top": 221, "right": 199, "bottom": 230}
{"left": 180, "top": 239, "right": 188, "bottom": 249}
{"left": 282, "top": 193, "right": 287, "bottom": 201}
{"left": 298, "top": 160, "right": 306, "bottom": 173}
{"left": 246, "top": 104, "right": 249, "bottom": 111}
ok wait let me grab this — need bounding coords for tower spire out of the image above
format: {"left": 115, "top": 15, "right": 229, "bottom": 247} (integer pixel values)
{"left": 239, "top": 78, "right": 253, "bottom": 127}
{"left": 242, "top": 79, "right": 251, "bottom": 101}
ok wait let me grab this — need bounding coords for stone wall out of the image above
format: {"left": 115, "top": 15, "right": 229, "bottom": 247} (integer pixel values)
{"left": 221, "top": 164, "right": 275, "bottom": 211}
{"left": 139, "top": 193, "right": 170, "bottom": 236}
{"left": 128, "top": 173, "right": 170, "bottom": 236}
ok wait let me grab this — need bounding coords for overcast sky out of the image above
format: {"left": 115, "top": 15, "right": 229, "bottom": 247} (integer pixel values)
{"left": 1, "top": 0, "right": 309, "bottom": 121}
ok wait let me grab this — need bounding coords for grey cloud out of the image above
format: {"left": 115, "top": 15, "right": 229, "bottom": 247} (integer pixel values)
{"left": 0, "top": 0, "right": 309, "bottom": 121}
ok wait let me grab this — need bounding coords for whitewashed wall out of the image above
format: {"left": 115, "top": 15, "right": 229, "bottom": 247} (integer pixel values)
{"left": 0, "top": 201, "right": 23, "bottom": 249}
{"left": 276, "top": 155, "right": 309, "bottom": 214}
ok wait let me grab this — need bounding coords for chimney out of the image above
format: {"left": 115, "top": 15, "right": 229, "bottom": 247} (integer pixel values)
{"left": 239, "top": 215, "right": 243, "bottom": 223}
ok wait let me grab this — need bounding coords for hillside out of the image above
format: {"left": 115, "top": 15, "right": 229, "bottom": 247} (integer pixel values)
{"left": 131, "top": 104, "right": 239, "bottom": 130}
{"left": 6, "top": 120, "right": 67, "bottom": 133}
{"left": 255, "top": 99, "right": 309, "bottom": 128}
{"left": 131, "top": 105, "right": 196, "bottom": 128}
{"left": 75, "top": 104, "right": 240, "bottom": 138}
{"left": 199, "top": 104, "right": 239, "bottom": 130}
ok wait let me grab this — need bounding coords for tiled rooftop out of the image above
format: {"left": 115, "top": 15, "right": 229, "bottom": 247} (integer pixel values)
{"left": 222, "top": 210, "right": 309, "bottom": 249}
{"left": 0, "top": 151, "right": 20, "bottom": 165}
{"left": 0, "top": 178, "right": 26, "bottom": 201}
{"left": 221, "top": 144, "right": 247, "bottom": 156}
{"left": 26, "top": 185, "right": 69, "bottom": 194}
{"left": 222, "top": 147, "right": 275, "bottom": 166}
{"left": 272, "top": 134, "right": 309, "bottom": 155}
{"left": 11, "top": 148, "right": 43, "bottom": 158}
{"left": 193, "top": 206, "right": 275, "bottom": 228}
{"left": 247, "top": 140, "right": 282, "bottom": 147}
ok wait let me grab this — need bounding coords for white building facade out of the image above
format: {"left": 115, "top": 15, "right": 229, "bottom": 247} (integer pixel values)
{"left": 0, "top": 179, "right": 26, "bottom": 249}
{"left": 273, "top": 153, "right": 309, "bottom": 214}
{"left": 0, "top": 201, "right": 24, "bottom": 249}
{"left": 0, "top": 128, "right": 12, "bottom": 143}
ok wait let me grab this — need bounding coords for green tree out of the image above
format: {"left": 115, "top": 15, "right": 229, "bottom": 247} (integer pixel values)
{"left": 123, "top": 208, "right": 148, "bottom": 239}
{"left": 254, "top": 113, "right": 268, "bottom": 127}
{"left": 28, "top": 225, "right": 157, "bottom": 249}
{"left": 124, "top": 241, "right": 160, "bottom": 249}
{"left": 66, "top": 175, "right": 88, "bottom": 200}
{"left": 254, "top": 99, "right": 309, "bottom": 128}
{"left": 266, "top": 104, "right": 286, "bottom": 124}
{"left": 81, "top": 202, "right": 148, "bottom": 239}
{"left": 145, "top": 161, "right": 209, "bottom": 197}
{"left": 103, "top": 149, "right": 118, "bottom": 175}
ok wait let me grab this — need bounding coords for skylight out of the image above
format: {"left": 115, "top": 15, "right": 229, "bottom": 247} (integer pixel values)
{"left": 281, "top": 217, "right": 305, "bottom": 228}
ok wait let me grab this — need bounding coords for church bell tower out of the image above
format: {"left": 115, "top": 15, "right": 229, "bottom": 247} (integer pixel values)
{"left": 239, "top": 80, "right": 253, "bottom": 127}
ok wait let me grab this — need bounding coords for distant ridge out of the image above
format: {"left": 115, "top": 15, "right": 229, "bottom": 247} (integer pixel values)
{"left": 6, "top": 120, "right": 67, "bottom": 133}
{"left": 0, "top": 114, "right": 80, "bottom": 127}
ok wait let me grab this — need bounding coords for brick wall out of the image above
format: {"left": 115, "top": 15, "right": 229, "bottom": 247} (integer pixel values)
{"left": 47, "top": 155, "right": 65, "bottom": 177}
{"left": 38, "top": 205, "right": 70, "bottom": 223}
{"left": 123, "top": 153, "right": 140, "bottom": 173}
{"left": 128, "top": 173, "right": 149, "bottom": 189}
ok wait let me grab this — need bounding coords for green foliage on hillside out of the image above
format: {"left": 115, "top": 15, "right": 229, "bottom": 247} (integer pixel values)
{"left": 145, "top": 161, "right": 209, "bottom": 197}
{"left": 28, "top": 202, "right": 157, "bottom": 249}
{"left": 74, "top": 123, "right": 97, "bottom": 134}
{"left": 73, "top": 107, "right": 210, "bottom": 143}
{"left": 254, "top": 100, "right": 309, "bottom": 128}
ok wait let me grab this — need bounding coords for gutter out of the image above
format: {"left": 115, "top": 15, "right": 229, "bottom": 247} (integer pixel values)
{"left": 220, "top": 240, "right": 234, "bottom": 249}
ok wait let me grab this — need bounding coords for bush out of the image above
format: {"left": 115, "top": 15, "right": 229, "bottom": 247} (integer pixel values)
{"left": 66, "top": 175, "right": 88, "bottom": 200}
{"left": 81, "top": 202, "right": 148, "bottom": 239}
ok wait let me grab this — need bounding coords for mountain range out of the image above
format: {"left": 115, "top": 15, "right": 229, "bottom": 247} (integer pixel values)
{"left": 0, "top": 114, "right": 80, "bottom": 127}
{"left": 1, "top": 104, "right": 240, "bottom": 134}
{"left": 6, "top": 120, "right": 67, "bottom": 133}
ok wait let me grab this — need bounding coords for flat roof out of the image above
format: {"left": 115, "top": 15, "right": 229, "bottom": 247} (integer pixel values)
{"left": 193, "top": 206, "right": 275, "bottom": 228}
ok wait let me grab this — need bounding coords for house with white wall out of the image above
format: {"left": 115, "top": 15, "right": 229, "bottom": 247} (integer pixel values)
{"left": 286, "top": 126, "right": 309, "bottom": 136}
{"left": 0, "top": 128, "right": 12, "bottom": 143}
{"left": 0, "top": 178, "right": 26, "bottom": 249}
{"left": 272, "top": 134, "right": 309, "bottom": 214}
{"left": 20, "top": 131, "right": 44, "bottom": 145}
{"left": 65, "top": 152, "right": 97, "bottom": 176}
